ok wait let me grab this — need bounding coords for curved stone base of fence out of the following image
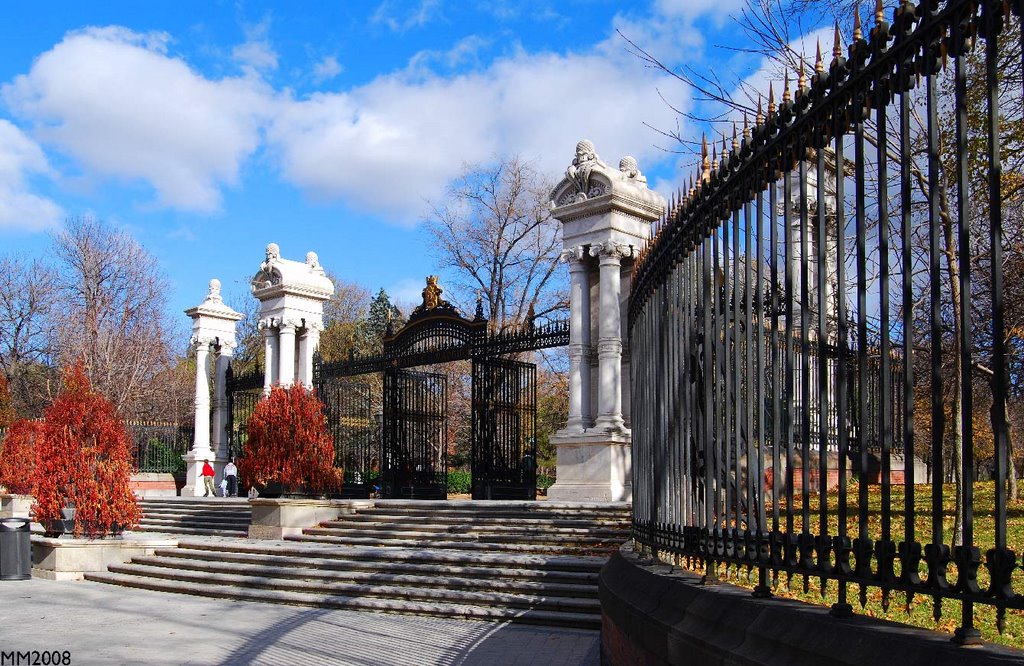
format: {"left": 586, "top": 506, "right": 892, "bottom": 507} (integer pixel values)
{"left": 600, "top": 543, "right": 1022, "bottom": 666}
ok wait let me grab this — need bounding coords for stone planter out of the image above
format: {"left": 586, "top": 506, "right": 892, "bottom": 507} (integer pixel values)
{"left": 0, "top": 493, "right": 34, "bottom": 519}
{"left": 31, "top": 534, "right": 177, "bottom": 580}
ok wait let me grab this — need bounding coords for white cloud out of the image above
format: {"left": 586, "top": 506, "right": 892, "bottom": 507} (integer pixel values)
{"left": 371, "top": 0, "right": 441, "bottom": 32}
{"left": 0, "top": 120, "right": 62, "bottom": 230}
{"left": 2, "top": 26, "right": 272, "bottom": 212}
{"left": 267, "top": 47, "right": 689, "bottom": 223}
{"left": 233, "top": 18, "right": 278, "bottom": 73}
{"left": 313, "top": 56, "right": 343, "bottom": 83}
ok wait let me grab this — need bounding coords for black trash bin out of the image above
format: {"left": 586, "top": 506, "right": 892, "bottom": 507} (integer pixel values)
{"left": 0, "top": 517, "right": 32, "bottom": 580}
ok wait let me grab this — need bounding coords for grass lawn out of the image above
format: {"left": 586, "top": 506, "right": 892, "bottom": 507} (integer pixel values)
{"left": 666, "top": 480, "right": 1024, "bottom": 650}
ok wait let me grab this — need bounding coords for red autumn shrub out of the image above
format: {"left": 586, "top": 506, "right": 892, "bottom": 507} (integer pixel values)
{"left": 238, "top": 384, "right": 341, "bottom": 494}
{"left": 33, "top": 362, "right": 141, "bottom": 537}
{"left": 0, "top": 419, "right": 44, "bottom": 495}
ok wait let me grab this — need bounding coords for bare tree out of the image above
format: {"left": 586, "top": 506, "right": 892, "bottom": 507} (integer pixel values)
{"left": 0, "top": 256, "right": 59, "bottom": 416}
{"left": 50, "top": 217, "right": 176, "bottom": 415}
{"left": 424, "top": 157, "right": 567, "bottom": 331}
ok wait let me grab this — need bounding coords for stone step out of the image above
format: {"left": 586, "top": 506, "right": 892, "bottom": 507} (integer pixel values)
{"left": 84, "top": 571, "right": 601, "bottom": 629}
{"left": 175, "top": 539, "right": 607, "bottom": 572}
{"left": 320, "top": 521, "right": 627, "bottom": 539}
{"left": 155, "top": 547, "right": 600, "bottom": 586}
{"left": 356, "top": 507, "right": 630, "bottom": 520}
{"left": 288, "top": 532, "right": 620, "bottom": 555}
{"left": 132, "top": 525, "right": 248, "bottom": 538}
{"left": 129, "top": 555, "right": 598, "bottom": 597}
{"left": 139, "top": 501, "right": 251, "bottom": 509}
{"left": 139, "top": 505, "right": 251, "bottom": 514}
{"left": 139, "top": 516, "right": 251, "bottom": 528}
{"left": 306, "top": 525, "right": 624, "bottom": 546}
{"left": 335, "top": 515, "right": 630, "bottom": 529}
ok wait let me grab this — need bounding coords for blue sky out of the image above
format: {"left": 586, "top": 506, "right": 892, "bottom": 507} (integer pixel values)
{"left": 0, "top": 0, "right": 783, "bottom": 335}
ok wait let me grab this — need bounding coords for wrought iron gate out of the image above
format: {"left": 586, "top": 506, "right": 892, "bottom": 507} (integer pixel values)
{"left": 471, "top": 357, "right": 537, "bottom": 500}
{"left": 225, "top": 362, "right": 263, "bottom": 460}
{"left": 382, "top": 368, "right": 448, "bottom": 499}
{"left": 316, "top": 376, "right": 377, "bottom": 498}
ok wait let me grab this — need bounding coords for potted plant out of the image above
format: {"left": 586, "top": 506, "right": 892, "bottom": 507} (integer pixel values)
{"left": 33, "top": 362, "right": 141, "bottom": 538}
{"left": 238, "top": 384, "right": 342, "bottom": 499}
{"left": 0, "top": 419, "right": 44, "bottom": 519}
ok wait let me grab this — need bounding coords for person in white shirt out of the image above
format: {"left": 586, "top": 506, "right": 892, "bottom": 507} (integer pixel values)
{"left": 223, "top": 459, "right": 238, "bottom": 497}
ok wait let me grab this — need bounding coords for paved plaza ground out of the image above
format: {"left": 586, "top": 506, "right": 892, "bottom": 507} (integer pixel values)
{"left": 0, "top": 579, "right": 600, "bottom": 665}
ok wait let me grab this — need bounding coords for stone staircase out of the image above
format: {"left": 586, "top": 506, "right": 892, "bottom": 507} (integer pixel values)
{"left": 133, "top": 498, "right": 252, "bottom": 537}
{"left": 87, "top": 501, "right": 631, "bottom": 629}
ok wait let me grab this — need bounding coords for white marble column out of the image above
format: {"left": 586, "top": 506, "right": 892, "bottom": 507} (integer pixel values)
{"left": 591, "top": 242, "right": 629, "bottom": 433}
{"left": 278, "top": 322, "right": 297, "bottom": 387}
{"left": 298, "top": 325, "right": 320, "bottom": 389}
{"left": 561, "top": 246, "right": 591, "bottom": 433}
{"left": 191, "top": 338, "right": 213, "bottom": 457}
{"left": 211, "top": 341, "right": 234, "bottom": 460}
{"left": 261, "top": 321, "right": 278, "bottom": 393}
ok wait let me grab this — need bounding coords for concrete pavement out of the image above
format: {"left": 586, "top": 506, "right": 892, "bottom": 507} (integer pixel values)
{"left": 0, "top": 578, "right": 599, "bottom": 665}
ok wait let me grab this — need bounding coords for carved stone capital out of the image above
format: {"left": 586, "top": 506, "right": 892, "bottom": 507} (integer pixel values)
{"left": 190, "top": 334, "right": 216, "bottom": 349}
{"left": 590, "top": 242, "right": 635, "bottom": 263}
{"left": 257, "top": 317, "right": 277, "bottom": 332}
{"left": 559, "top": 245, "right": 588, "bottom": 267}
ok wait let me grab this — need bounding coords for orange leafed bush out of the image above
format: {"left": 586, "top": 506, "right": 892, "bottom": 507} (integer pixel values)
{"left": 238, "top": 384, "right": 341, "bottom": 494}
{"left": 0, "top": 419, "right": 45, "bottom": 495}
{"left": 33, "top": 362, "right": 141, "bottom": 537}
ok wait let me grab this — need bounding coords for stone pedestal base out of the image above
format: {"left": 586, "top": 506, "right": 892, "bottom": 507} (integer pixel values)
{"left": 248, "top": 498, "right": 374, "bottom": 539}
{"left": 547, "top": 430, "right": 632, "bottom": 502}
{"left": 181, "top": 452, "right": 225, "bottom": 497}
{"left": 0, "top": 493, "right": 34, "bottom": 518}
{"left": 31, "top": 535, "right": 177, "bottom": 580}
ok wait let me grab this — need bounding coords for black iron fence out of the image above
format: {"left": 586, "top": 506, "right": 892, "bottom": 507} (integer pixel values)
{"left": 630, "top": 0, "right": 1022, "bottom": 642}
{"left": 129, "top": 420, "right": 194, "bottom": 474}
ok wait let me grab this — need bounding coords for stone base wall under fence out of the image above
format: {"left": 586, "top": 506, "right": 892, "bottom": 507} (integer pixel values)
{"left": 600, "top": 543, "right": 1022, "bottom": 666}
{"left": 129, "top": 473, "right": 178, "bottom": 498}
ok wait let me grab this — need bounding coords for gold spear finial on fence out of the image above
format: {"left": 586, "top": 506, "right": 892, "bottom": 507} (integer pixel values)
{"left": 767, "top": 82, "right": 776, "bottom": 116}
{"left": 833, "top": 22, "right": 843, "bottom": 63}
{"left": 701, "top": 134, "right": 711, "bottom": 182}
{"left": 797, "top": 58, "right": 807, "bottom": 92}
{"left": 743, "top": 112, "right": 751, "bottom": 142}
{"left": 732, "top": 121, "right": 739, "bottom": 153}
{"left": 853, "top": 5, "right": 863, "bottom": 41}
{"left": 815, "top": 40, "right": 824, "bottom": 75}
{"left": 720, "top": 134, "right": 727, "bottom": 169}
{"left": 783, "top": 71, "right": 792, "bottom": 104}
{"left": 874, "top": 0, "right": 885, "bottom": 28}
{"left": 756, "top": 95, "right": 764, "bottom": 125}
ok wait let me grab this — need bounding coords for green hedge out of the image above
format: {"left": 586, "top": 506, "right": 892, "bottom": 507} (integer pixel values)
{"left": 447, "top": 470, "right": 472, "bottom": 494}
{"left": 446, "top": 470, "right": 557, "bottom": 494}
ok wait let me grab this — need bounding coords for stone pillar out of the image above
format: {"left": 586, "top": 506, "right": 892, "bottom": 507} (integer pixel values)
{"left": 182, "top": 337, "right": 213, "bottom": 496}
{"left": 192, "top": 340, "right": 213, "bottom": 455}
{"left": 298, "top": 324, "right": 321, "bottom": 389}
{"left": 546, "top": 141, "right": 664, "bottom": 503}
{"left": 561, "top": 246, "right": 591, "bottom": 434}
{"left": 261, "top": 321, "right": 277, "bottom": 394}
{"left": 592, "top": 242, "right": 629, "bottom": 434}
{"left": 183, "top": 278, "right": 243, "bottom": 496}
{"left": 278, "top": 322, "right": 296, "bottom": 387}
{"left": 212, "top": 341, "right": 234, "bottom": 461}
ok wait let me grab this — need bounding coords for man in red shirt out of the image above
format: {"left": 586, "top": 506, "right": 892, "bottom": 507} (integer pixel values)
{"left": 201, "top": 460, "right": 216, "bottom": 497}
